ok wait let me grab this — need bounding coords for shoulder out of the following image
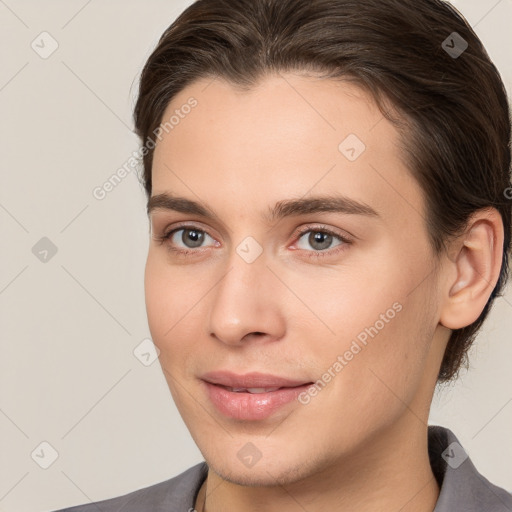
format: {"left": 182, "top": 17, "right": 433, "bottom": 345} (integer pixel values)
{"left": 428, "top": 425, "right": 512, "bottom": 512}
{"left": 49, "top": 462, "right": 208, "bottom": 512}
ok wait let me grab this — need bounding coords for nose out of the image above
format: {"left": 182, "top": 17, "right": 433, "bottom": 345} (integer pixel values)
{"left": 207, "top": 248, "right": 286, "bottom": 347}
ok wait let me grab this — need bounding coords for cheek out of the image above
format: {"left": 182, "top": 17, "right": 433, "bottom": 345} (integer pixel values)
{"left": 144, "top": 254, "right": 191, "bottom": 362}
{"left": 330, "top": 285, "right": 436, "bottom": 424}
{"left": 144, "top": 254, "right": 169, "bottom": 344}
{"left": 300, "top": 256, "right": 436, "bottom": 410}
{"left": 144, "top": 258, "right": 195, "bottom": 410}
{"left": 282, "top": 256, "right": 401, "bottom": 346}
{"left": 144, "top": 252, "right": 215, "bottom": 386}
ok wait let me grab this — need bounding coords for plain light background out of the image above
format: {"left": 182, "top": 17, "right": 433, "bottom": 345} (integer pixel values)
{"left": 0, "top": 1, "right": 511, "bottom": 511}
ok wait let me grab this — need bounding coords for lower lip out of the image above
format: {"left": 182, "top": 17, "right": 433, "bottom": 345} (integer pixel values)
{"left": 202, "top": 381, "right": 312, "bottom": 420}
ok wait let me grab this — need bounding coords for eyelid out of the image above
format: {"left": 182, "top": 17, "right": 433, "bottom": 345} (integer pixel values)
{"left": 155, "top": 220, "right": 216, "bottom": 242}
{"left": 290, "top": 223, "right": 354, "bottom": 244}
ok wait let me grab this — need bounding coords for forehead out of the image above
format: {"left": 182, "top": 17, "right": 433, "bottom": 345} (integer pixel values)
{"left": 151, "top": 73, "right": 423, "bottom": 226}
{"left": 154, "top": 74, "right": 388, "bottom": 167}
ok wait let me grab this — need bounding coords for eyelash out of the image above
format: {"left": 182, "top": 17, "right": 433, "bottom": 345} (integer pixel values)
{"left": 154, "top": 223, "right": 353, "bottom": 260}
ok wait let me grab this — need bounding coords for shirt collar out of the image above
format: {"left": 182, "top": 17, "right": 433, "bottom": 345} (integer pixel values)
{"left": 429, "top": 425, "right": 512, "bottom": 511}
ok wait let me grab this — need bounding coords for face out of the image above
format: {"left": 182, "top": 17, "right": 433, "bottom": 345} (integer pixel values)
{"left": 145, "top": 73, "right": 449, "bottom": 486}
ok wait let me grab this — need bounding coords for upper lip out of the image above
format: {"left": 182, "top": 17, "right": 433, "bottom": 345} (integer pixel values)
{"left": 201, "top": 370, "right": 312, "bottom": 388}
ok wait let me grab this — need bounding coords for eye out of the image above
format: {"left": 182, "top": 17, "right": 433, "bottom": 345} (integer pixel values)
{"left": 155, "top": 225, "right": 218, "bottom": 254}
{"left": 293, "top": 225, "right": 352, "bottom": 258}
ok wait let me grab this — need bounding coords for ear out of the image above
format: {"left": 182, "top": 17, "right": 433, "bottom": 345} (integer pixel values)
{"left": 439, "top": 208, "right": 504, "bottom": 330}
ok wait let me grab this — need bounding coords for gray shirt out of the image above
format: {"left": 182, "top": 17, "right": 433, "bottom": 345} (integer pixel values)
{"left": 52, "top": 425, "right": 512, "bottom": 511}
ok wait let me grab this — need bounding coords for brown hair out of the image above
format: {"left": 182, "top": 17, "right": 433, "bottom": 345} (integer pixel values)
{"left": 134, "top": 0, "right": 512, "bottom": 383}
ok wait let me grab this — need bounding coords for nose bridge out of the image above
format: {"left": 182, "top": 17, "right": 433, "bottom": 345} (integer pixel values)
{"left": 207, "top": 242, "right": 284, "bottom": 345}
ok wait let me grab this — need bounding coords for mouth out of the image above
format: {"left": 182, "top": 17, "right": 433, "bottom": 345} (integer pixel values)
{"left": 217, "top": 385, "right": 284, "bottom": 393}
{"left": 200, "top": 371, "right": 314, "bottom": 420}
{"left": 200, "top": 370, "right": 312, "bottom": 389}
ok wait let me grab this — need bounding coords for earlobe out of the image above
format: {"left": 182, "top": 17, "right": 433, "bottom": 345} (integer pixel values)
{"left": 440, "top": 209, "right": 504, "bottom": 330}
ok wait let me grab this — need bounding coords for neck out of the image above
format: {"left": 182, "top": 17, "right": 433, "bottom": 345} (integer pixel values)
{"left": 198, "top": 419, "right": 440, "bottom": 512}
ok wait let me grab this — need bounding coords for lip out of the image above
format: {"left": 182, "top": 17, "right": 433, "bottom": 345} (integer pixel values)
{"left": 200, "top": 371, "right": 314, "bottom": 420}
{"left": 201, "top": 370, "right": 311, "bottom": 389}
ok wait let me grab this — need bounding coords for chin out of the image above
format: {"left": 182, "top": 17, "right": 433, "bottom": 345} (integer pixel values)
{"left": 205, "top": 448, "right": 324, "bottom": 488}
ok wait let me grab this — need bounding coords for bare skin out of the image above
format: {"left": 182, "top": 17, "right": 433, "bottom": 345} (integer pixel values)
{"left": 144, "top": 73, "right": 503, "bottom": 512}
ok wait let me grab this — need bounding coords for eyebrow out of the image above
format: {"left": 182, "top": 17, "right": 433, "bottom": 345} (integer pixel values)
{"left": 147, "top": 192, "right": 379, "bottom": 222}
